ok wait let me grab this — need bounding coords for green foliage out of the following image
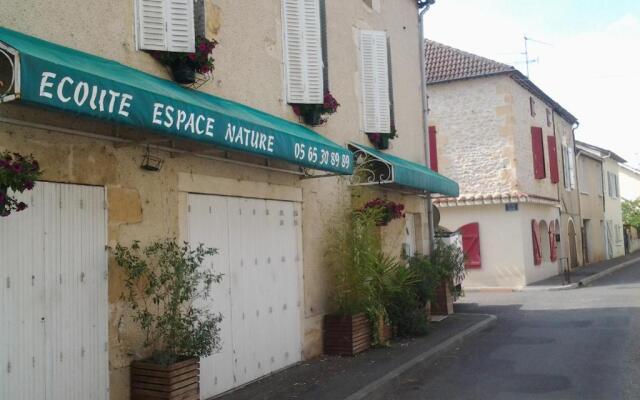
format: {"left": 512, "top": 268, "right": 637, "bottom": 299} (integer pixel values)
{"left": 114, "top": 239, "right": 224, "bottom": 365}
{"left": 622, "top": 198, "right": 640, "bottom": 229}
{"left": 327, "top": 207, "right": 383, "bottom": 316}
{"left": 430, "top": 239, "right": 466, "bottom": 301}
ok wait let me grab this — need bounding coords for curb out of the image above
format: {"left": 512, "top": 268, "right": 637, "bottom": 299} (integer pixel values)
{"left": 550, "top": 257, "right": 639, "bottom": 290}
{"left": 343, "top": 313, "right": 497, "bottom": 400}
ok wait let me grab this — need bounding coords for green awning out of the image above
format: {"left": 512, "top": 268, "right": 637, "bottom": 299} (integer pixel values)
{"left": 0, "top": 27, "right": 353, "bottom": 174}
{"left": 348, "top": 143, "right": 459, "bottom": 197}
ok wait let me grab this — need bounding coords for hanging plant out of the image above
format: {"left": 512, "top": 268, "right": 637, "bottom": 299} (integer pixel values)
{"left": 291, "top": 91, "right": 340, "bottom": 126}
{"left": 0, "top": 150, "right": 41, "bottom": 217}
{"left": 366, "top": 125, "right": 398, "bottom": 150}
{"left": 149, "top": 36, "right": 218, "bottom": 84}
{"left": 357, "top": 198, "right": 405, "bottom": 226}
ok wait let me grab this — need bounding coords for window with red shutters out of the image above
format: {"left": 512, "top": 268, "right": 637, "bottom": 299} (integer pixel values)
{"left": 459, "top": 222, "right": 481, "bottom": 269}
{"left": 548, "top": 136, "right": 559, "bottom": 184}
{"left": 532, "top": 219, "right": 542, "bottom": 265}
{"left": 531, "top": 127, "right": 545, "bottom": 179}
{"left": 549, "top": 220, "right": 558, "bottom": 262}
{"left": 428, "top": 126, "right": 438, "bottom": 171}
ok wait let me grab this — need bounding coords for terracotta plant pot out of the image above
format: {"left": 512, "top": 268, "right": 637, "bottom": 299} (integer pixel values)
{"left": 324, "top": 313, "right": 371, "bottom": 356}
{"left": 374, "top": 314, "right": 393, "bottom": 346}
{"left": 431, "top": 279, "right": 454, "bottom": 316}
{"left": 131, "top": 358, "right": 199, "bottom": 400}
{"left": 171, "top": 61, "right": 196, "bottom": 84}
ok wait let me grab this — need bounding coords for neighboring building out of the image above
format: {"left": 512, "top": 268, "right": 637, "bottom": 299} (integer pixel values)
{"left": 619, "top": 164, "right": 640, "bottom": 252}
{"left": 427, "top": 40, "right": 582, "bottom": 289}
{"left": 575, "top": 147, "right": 606, "bottom": 263}
{"left": 0, "top": 2, "right": 457, "bottom": 399}
{"left": 576, "top": 141, "right": 626, "bottom": 260}
{"left": 619, "top": 163, "right": 640, "bottom": 201}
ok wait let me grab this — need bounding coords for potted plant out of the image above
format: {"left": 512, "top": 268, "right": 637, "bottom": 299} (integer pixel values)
{"left": 291, "top": 91, "right": 340, "bottom": 126}
{"left": 324, "top": 208, "right": 382, "bottom": 356}
{"left": 149, "top": 36, "right": 218, "bottom": 84}
{"left": 357, "top": 198, "right": 405, "bottom": 226}
{"left": 0, "top": 150, "right": 41, "bottom": 217}
{"left": 429, "top": 239, "right": 465, "bottom": 316}
{"left": 366, "top": 125, "right": 398, "bottom": 150}
{"left": 113, "top": 239, "right": 223, "bottom": 400}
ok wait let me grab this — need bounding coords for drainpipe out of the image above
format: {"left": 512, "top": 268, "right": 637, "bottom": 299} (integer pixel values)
{"left": 418, "top": 0, "right": 436, "bottom": 254}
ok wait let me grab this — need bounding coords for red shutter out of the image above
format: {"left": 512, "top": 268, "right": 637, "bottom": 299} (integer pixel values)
{"left": 532, "top": 219, "right": 542, "bottom": 265}
{"left": 428, "top": 126, "right": 438, "bottom": 171}
{"left": 531, "top": 127, "right": 545, "bottom": 179}
{"left": 549, "top": 221, "right": 558, "bottom": 262}
{"left": 459, "top": 222, "right": 481, "bottom": 269}
{"left": 548, "top": 136, "right": 559, "bottom": 184}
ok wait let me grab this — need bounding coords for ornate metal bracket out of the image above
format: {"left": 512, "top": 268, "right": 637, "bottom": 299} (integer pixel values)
{"left": 349, "top": 146, "right": 393, "bottom": 186}
{"left": 0, "top": 46, "right": 16, "bottom": 102}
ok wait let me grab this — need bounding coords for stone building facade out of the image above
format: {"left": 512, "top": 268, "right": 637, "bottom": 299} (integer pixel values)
{"left": 0, "top": 1, "right": 458, "bottom": 399}
{"left": 427, "top": 40, "right": 582, "bottom": 288}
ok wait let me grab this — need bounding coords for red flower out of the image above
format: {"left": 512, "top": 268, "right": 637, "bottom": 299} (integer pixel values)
{"left": 16, "top": 202, "right": 27, "bottom": 211}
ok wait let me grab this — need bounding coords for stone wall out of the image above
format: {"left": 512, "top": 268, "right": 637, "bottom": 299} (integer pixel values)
{"left": 428, "top": 75, "right": 517, "bottom": 196}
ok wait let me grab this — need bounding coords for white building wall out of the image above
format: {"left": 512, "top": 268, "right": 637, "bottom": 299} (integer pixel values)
{"left": 517, "top": 203, "right": 562, "bottom": 284}
{"left": 440, "top": 204, "right": 526, "bottom": 289}
{"left": 619, "top": 165, "right": 640, "bottom": 201}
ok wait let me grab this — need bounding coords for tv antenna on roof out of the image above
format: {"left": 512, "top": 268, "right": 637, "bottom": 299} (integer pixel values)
{"left": 523, "top": 35, "right": 552, "bottom": 78}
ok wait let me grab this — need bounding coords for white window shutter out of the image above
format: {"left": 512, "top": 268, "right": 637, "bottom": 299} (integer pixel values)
{"left": 359, "top": 30, "right": 391, "bottom": 134}
{"left": 568, "top": 146, "right": 576, "bottom": 189}
{"left": 282, "top": 0, "right": 323, "bottom": 104}
{"left": 137, "top": 0, "right": 168, "bottom": 51}
{"left": 166, "top": 0, "right": 195, "bottom": 52}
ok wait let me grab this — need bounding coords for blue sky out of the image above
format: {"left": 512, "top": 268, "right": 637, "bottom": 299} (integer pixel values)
{"left": 424, "top": 0, "right": 640, "bottom": 166}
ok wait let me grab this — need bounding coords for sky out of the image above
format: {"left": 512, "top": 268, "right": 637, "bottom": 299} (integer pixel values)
{"left": 424, "top": 0, "right": 640, "bottom": 167}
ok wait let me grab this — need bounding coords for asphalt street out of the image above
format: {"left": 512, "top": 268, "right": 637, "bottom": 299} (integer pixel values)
{"left": 379, "top": 261, "right": 640, "bottom": 400}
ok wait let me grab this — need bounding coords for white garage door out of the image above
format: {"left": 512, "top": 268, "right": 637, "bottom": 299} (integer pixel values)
{"left": 0, "top": 182, "right": 108, "bottom": 400}
{"left": 187, "top": 194, "right": 303, "bottom": 398}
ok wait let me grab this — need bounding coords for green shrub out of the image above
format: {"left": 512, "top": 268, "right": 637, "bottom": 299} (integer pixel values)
{"left": 114, "top": 239, "right": 224, "bottom": 365}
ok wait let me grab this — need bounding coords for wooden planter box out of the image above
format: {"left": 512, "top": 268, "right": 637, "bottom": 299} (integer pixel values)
{"left": 131, "top": 358, "right": 199, "bottom": 400}
{"left": 431, "top": 280, "right": 454, "bottom": 316}
{"left": 324, "top": 313, "right": 371, "bottom": 356}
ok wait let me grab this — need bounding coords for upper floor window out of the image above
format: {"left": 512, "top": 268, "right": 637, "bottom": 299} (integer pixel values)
{"left": 607, "top": 171, "right": 620, "bottom": 199}
{"left": 282, "top": 0, "right": 325, "bottom": 104}
{"left": 529, "top": 97, "right": 536, "bottom": 117}
{"left": 563, "top": 144, "right": 576, "bottom": 191}
{"left": 136, "top": 0, "right": 196, "bottom": 53}
{"left": 546, "top": 108, "right": 552, "bottom": 127}
{"left": 359, "top": 30, "right": 392, "bottom": 134}
{"left": 531, "top": 127, "right": 545, "bottom": 179}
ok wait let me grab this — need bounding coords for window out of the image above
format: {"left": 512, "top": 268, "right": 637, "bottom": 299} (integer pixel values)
{"left": 428, "top": 126, "right": 438, "bottom": 171}
{"left": 530, "top": 97, "right": 536, "bottom": 117}
{"left": 459, "top": 223, "right": 481, "bottom": 269}
{"left": 607, "top": 171, "right": 619, "bottom": 198}
{"left": 568, "top": 146, "right": 576, "bottom": 189}
{"left": 136, "top": 0, "right": 196, "bottom": 52}
{"left": 615, "top": 224, "right": 622, "bottom": 243}
{"left": 579, "top": 159, "right": 589, "bottom": 194}
{"left": 539, "top": 220, "right": 550, "bottom": 262}
{"left": 531, "top": 127, "right": 545, "bottom": 179}
{"left": 532, "top": 219, "right": 542, "bottom": 266}
{"left": 563, "top": 145, "right": 571, "bottom": 190}
{"left": 360, "top": 30, "right": 391, "bottom": 134}
{"left": 546, "top": 108, "right": 552, "bottom": 127}
{"left": 549, "top": 220, "right": 559, "bottom": 262}
{"left": 282, "top": 0, "right": 324, "bottom": 104}
{"left": 548, "top": 136, "right": 559, "bottom": 184}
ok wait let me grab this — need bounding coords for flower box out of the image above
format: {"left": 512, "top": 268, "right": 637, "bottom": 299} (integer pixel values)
{"left": 131, "top": 358, "right": 199, "bottom": 400}
{"left": 430, "top": 279, "right": 454, "bottom": 316}
{"left": 324, "top": 313, "right": 371, "bottom": 356}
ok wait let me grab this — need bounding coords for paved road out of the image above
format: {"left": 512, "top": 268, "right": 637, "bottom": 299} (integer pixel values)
{"left": 379, "top": 261, "right": 640, "bottom": 400}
